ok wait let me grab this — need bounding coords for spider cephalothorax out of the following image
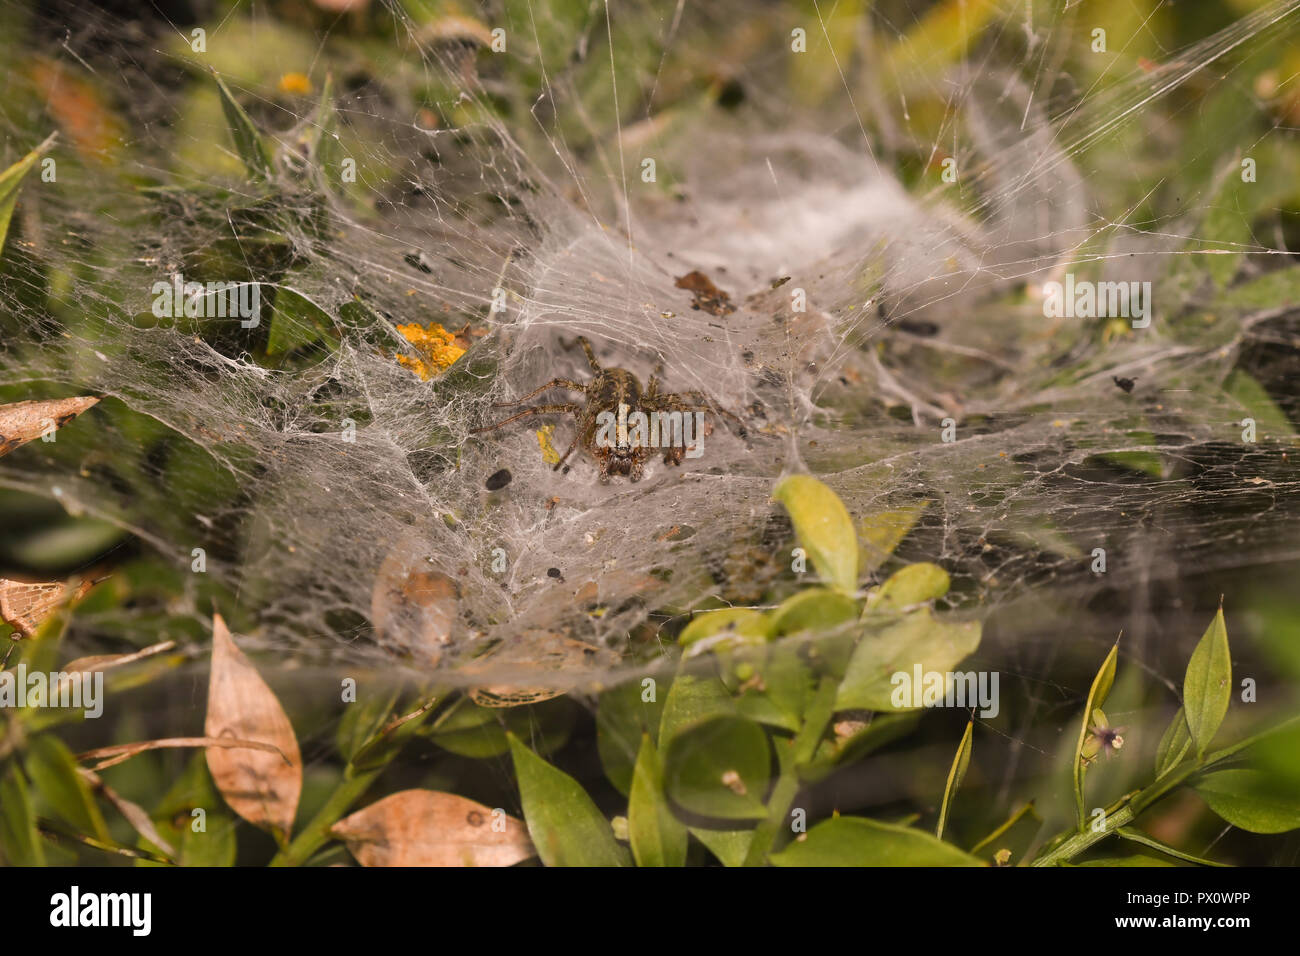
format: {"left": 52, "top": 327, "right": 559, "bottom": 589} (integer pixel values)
{"left": 472, "top": 337, "right": 746, "bottom": 482}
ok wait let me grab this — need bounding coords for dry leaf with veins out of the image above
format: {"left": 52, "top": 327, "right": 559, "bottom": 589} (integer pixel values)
{"left": 332, "top": 790, "right": 533, "bottom": 867}
{"left": 0, "top": 396, "right": 98, "bottom": 458}
{"left": 205, "top": 613, "right": 302, "bottom": 841}
{"left": 0, "top": 577, "right": 93, "bottom": 638}
{"left": 370, "top": 550, "right": 459, "bottom": 668}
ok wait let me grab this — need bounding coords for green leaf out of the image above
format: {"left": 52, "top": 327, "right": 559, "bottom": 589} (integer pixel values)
{"left": 597, "top": 679, "right": 664, "bottom": 795}
{"left": 0, "top": 765, "right": 45, "bottom": 865}
{"left": 771, "top": 588, "right": 859, "bottom": 678}
{"left": 508, "top": 733, "right": 629, "bottom": 866}
{"left": 1194, "top": 769, "right": 1300, "bottom": 834}
{"left": 1224, "top": 369, "right": 1294, "bottom": 440}
{"left": 431, "top": 698, "right": 576, "bottom": 760}
{"left": 1154, "top": 706, "right": 1192, "bottom": 778}
{"left": 181, "top": 813, "right": 237, "bottom": 867}
{"left": 858, "top": 503, "right": 926, "bottom": 574}
{"left": 769, "top": 588, "right": 858, "bottom": 636}
{"left": 336, "top": 690, "right": 399, "bottom": 763}
{"left": 936, "top": 720, "right": 973, "bottom": 840}
{"left": 1184, "top": 608, "right": 1231, "bottom": 760}
{"left": 969, "top": 800, "right": 1038, "bottom": 859}
{"left": 663, "top": 716, "right": 770, "bottom": 821}
{"left": 772, "top": 474, "right": 859, "bottom": 594}
{"left": 1196, "top": 166, "right": 1254, "bottom": 289}
{"left": 770, "top": 817, "right": 983, "bottom": 866}
{"left": 789, "top": 0, "right": 864, "bottom": 104}
{"left": 0, "top": 133, "right": 55, "bottom": 258}
{"left": 425, "top": 699, "right": 510, "bottom": 758}
{"left": 265, "top": 287, "right": 337, "bottom": 356}
{"left": 1115, "top": 827, "right": 1228, "bottom": 866}
{"left": 137, "top": 754, "right": 234, "bottom": 867}
{"left": 1214, "top": 265, "right": 1300, "bottom": 310}
{"left": 802, "top": 712, "right": 922, "bottom": 783}
{"left": 734, "top": 688, "right": 802, "bottom": 733}
{"left": 868, "top": 562, "right": 950, "bottom": 611}
{"left": 25, "top": 735, "right": 109, "bottom": 841}
{"left": 311, "top": 74, "right": 339, "bottom": 172}
{"left": 1098, "top": 448, "right": 1166, "bottom": 479}
{"left": 678, "top": 608, "right": 772, "bottom": 655}
{"left": 835, "top": 609, "right": 982, "bottom": 711}
{"left": 213, "top": 70, "right": 274, "bottom": 178}
{"left": 689, "top": 826, "right": 752, "bottom": 867}
{"left": 737, "top": 642, "right": 814, "bottom": 731}
{"left": 628, "top": 735, "right": 688, "bottom": 867}
{"left": 1073, "top": 639, "right": 1119, "bottom": 830}
{"left": 658, "top": 672, "right": 734, "bottom": 746}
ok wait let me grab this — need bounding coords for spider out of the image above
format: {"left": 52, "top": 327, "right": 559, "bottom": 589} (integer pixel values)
{"left": 471, "top": 337, "right": 747, "bottom": 481}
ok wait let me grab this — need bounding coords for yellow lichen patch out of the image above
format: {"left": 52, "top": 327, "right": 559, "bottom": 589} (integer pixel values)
{"left": 536, "top": 424, "right": 561, "bottom": 465}
{"left": 395, "top": 323, "right": 466, "bottom": 381}
{"left": 278, "top": 72, "right": 313, "bottom": 95}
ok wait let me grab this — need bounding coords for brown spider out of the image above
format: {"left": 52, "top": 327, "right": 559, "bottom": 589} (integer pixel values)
{"left": 471, "top": 337, "right": 747, "bottom": 481}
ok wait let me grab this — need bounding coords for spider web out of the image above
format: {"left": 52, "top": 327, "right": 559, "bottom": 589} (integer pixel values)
{"left": 1, "top": 0, "right": 1299, "bottom": 751}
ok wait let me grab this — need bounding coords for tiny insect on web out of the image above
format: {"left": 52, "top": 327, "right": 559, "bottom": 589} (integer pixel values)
{"left": 471, "top": 336, "right": 748, "bottom": 481}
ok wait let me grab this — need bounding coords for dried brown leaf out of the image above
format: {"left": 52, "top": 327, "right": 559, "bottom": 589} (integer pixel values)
{"left": 79, "top": 736, "right": 286, "bottom": 772}
{"left": 64, "top": 639, "right": 175, "bottom": 675}
{"left": 0, "top": 396, "right": 98, "bottom": 458}
{"left": 674, "top": 270, "right": 736, "bottom": 316}
{"left": 77, "top": 766, "right": 176, "bottom": 858}
{"left": 205, "top": 614, "right": 302, "bottom": 841}
{"left": 0, "top": 577, "right": 93, "bottom": 638}
{"left": 332, "top": 790, "right": 533, "bottom": 867}
{"left": 371, "top": 550, "right": 459, "bottom": 667}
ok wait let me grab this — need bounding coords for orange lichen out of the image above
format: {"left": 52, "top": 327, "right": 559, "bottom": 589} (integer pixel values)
{"left": 395, "top": 323, "right": 466, "bottom": 380}
{"left": 278, "top": 72, "right": 313, "bottom": 95}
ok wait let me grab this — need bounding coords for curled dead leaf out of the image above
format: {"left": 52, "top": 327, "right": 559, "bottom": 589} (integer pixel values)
{"left": 469, "top": 686, "right": 562, "bottom": 708}
{"left": 332, "top": 790, "right": 533, "bottom": 867}
{"left": 466, "top": 628, "right": 619, "bottom": 708}
{"left": 0, "top": 577, "right": 93, "bottom": 638}
{"left": 205, "top": 614, "right": 302, "bottom": 841}
{"left": 0, "top": 396, "right": 98, "bottom": 458}
{"left": 371, "top": 550, "right": 459, "bottom": 667}
{"left": 77, "top": 766, "right": 176, "bottom": 858}
{"left": 63, "top": 639, "right": 176, "bottom": 676}
{"left": 79, "top": 736, "right": 285, "bottom": 772}
{"left": 57, "top": 640, "right": 176, "bottom": 699}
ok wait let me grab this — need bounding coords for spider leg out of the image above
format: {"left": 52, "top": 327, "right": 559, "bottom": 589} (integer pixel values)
{"left": 471, "top": 403, "right": 580, "bottom": 433}
{"left": 492, "top": 378, "right": 587, "bottom": 408}
{"left": 552, "top": 431, "right": 582, "bottom": 471}
{"left": 654, "top": 391, "right": 748, "bottom": 434}
{"left": 646, "top": 374, "right": 661, "bottom": 399}
{"left": 577, "top": 336, "right": 602, "bottom": 372}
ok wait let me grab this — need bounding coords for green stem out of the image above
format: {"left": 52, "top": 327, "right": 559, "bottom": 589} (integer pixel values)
{"left": 269, "top": 692, "right": 447, "bottom": 867}
{"left": 742, "top": 676, "right": 837, "bottom": 867}
{"left": 269, "top": 766, "right": 385, "bottom": 867}
{"left": 1031, "top": 805, "right": 1135, "bottom": 867}
{"left": 1034, "top": 712, "right": 1300, "bottom": 867}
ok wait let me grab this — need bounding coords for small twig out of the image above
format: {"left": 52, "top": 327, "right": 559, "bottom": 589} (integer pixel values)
{"left": 78, "top": 736, "right": 289, "bottom": 772}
